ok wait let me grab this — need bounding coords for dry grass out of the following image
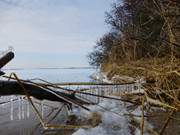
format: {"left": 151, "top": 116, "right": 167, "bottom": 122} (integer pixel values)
{"left": 90, "top": 112, "right": 102, "bottom": 127}
{"left": 103, "top": 57, "right": 180, "bottom": 104}
{"left": 102, "top": 57, "right": 180, "bottom": 134}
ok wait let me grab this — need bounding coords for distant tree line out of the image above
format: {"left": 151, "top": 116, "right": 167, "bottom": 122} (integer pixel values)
{"left": 89, "top": 0, "right": 180, "bottom": 66}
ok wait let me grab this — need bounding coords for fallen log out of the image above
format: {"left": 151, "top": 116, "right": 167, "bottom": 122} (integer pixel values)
{"left": 0, "top": 51, "right": 14, "bottom": 69}
{"left": 0, "top": 71, "right": 5, "bottom": 76}
{"left": 0, "top": 80, "right": 90, "bottom": 105}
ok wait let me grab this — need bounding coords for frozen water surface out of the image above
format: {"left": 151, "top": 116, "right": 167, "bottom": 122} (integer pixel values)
{"left": 0, "top": 68, "right": 95, "bottom": 135}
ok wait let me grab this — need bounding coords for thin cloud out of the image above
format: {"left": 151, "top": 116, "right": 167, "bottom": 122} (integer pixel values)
{"left": 0, "top": 0, "right": 112, "bottom": 68}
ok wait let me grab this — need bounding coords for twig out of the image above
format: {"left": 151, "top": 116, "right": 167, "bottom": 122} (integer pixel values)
{"left": 159, "top": 109, "right": 175, "bottom": 135}
{"left": 141, "top": 96, "right": 145, "bottom": 135}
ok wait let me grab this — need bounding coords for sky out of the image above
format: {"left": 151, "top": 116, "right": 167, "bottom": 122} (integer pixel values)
{"left": 0, "top": 0, "right": 113, "bottom": 69}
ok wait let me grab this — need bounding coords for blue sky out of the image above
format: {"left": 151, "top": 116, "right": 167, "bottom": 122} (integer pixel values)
{"left": 0, "top": 0, "right": 113, "bottom": 68}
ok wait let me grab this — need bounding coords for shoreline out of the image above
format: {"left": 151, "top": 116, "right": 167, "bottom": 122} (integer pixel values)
{"left": 81, "top": 67, "right": 180, "bottom": 135}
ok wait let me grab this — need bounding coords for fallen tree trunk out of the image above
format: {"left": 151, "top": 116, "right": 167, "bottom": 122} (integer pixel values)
{"left": 0, "top": 80, "right": 88, "bottom": 105}
{"left": 0, "top": 51, "right": 14, "bottom": 69}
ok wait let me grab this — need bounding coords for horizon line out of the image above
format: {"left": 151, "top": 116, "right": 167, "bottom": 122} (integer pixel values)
{"left": 2, "top": 66, "right": 97, "bottom": 70}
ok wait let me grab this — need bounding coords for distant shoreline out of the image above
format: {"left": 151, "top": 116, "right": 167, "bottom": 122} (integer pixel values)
{"left": 2, "top": 67, "right": 96, "bottom": 70}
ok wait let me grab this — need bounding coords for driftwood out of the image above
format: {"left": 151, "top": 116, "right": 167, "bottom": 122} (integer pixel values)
{"left": 0, "top": 51, "right": 14, "bottom": 69}
{"left": 0, "top": 51, "right": 14, "bottom": 76}
{"left": 0, "top": 71, "right": 5, "bottom": 76}
{"left": 0, "top": 80, "right": 89, "bottom": 105}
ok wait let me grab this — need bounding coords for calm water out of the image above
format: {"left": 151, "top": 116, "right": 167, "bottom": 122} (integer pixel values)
{"left": 0, "top": 68, "right": 96, "bottom": 135}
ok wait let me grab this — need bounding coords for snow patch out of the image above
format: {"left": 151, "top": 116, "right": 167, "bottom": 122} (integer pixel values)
{"left": 73, "top": 126, "right": 108, "bottom": 135}
{"left": 90, "top": 71, "right": 112, "bottom": 83}
{"left": 73, "top": 100, "right": 131, "bottom": 135}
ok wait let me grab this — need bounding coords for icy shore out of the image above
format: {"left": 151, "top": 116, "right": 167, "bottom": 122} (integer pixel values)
{"left": 72, "top": 71, "right": 151, "bottom": 135}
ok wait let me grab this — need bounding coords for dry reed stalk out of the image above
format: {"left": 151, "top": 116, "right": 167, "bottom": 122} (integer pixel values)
{"left": 5, "top": 73, "right": 91, "bottom": 130}
{"left": 159, "top": 109, "right": 175, "bottom": 135}
{"left": 141, "top": 96, "right": 145, "bottom": 135}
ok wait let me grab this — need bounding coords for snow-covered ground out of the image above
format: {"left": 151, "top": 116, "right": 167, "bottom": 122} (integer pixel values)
{"left": 72, "top": 100, "right": 131, "bottom": 135}
{"left": 73, "top": 72, "right": 152, "bottom": 135}
{"left": 72, "top": 98, "right": 153, "bottom": 135}
{"left": 90, "top": 71, "right": 112, "bottom": 83}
